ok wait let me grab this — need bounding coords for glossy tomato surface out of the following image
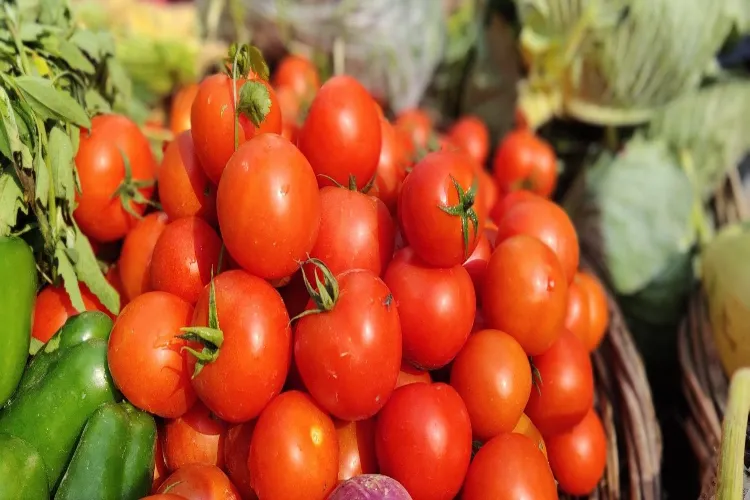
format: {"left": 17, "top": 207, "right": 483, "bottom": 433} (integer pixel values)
{"left": 335, "top": 418, "right": 377, "bottom": 482}
{"left": 447, "top": 115, "right": 489, "bottom": 165}
{"left": 32, "top": 284, "right": 112, "bottom": 342}
{"left": 164, "top": 400, "right": 227, "bottom": 471}
{"left": 118, "top": 212, "right": 169, "bottom": 302}
{"left": 156, "top": 463, "right": 240, "bottom": 500}
{"left": 492, "top": 128, "right": 557, "bottom": 198}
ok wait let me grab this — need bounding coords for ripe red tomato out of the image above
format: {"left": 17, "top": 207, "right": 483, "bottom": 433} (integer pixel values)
{"left": 141, "top": 495, "right": 186, "bottom": 500}
{"left": 164, "top": 400, "right": 227, "bottom": 471}
{"left": 481, "top": 235, "right": 567, "bottom": 356}
{"left": 577, "top": 271, "right": 610, "bottom": 352}
{"left": 462, "top": 433, "right": 558, "bottom": 500}
{"left": 462, "top": 231, "right": 491, "bottom": 295}
{"left": 375, "top": 383, "right": 472, "bottom": 500}
{"left": 307, "top": 187, "right": 395, "bottom": 279}
{"left": 158, "top": 131, "right": 217, "bottom": 225}
{"left": 399, "top": 150, "right": 484, "bottom": 267}
{"left": 513, "top": 413, "right": 548, "bottom": 460}
{"left": 217, "top": 133, "right": 321, "bottom": 280}
{"left": 187, "top": 270, "right": 291, "bottom": 423}
{"left": 297, "top": 75, "right": 382, "bottom": 190}
{"left": 450, "top": 329, "right": 532, "bottom": 441}
{"left": 223, "top": 422, "right": 258, "bottom": 500}
{"left": 384, "top": 247, "right": 475, "bottom": 369}
{"left": 118, "top": 212, "right": 169, "bottom": 302}
{"left": 249, "top": 391, "right": 338, "bottom": 500}
{"left": 156, "top": 463, "right": 240, "bottom": 500}
{"left": 150, "top": 216, "right": 223, "bottom": 304}
{"left": 276, "top": 85, "right": 301, "bottom": 142}
{"left": 546, "top": 407, "right": 607, "bottom": 496}
{"left": 565, "top": 274, "right": 591, "bottom": 347}
{"left": 272, "top": 55, "right": 320, "bottom": 100}
{"left": 32, "top": 284, "right": 112, "bottom": 342}
{"left": 489, "top": 189, "right": 541, "bottom": 225}
{"left": 108, "top": 291, "right": 197, "bottom": 418}
{"left": 74, "top": 114, "right": 156, "bottom": 242}
{"left": 525, "top": 330, "right": 594, "bottom": 436}
{"left": 395, "top": 361, "right": 432, "bottom": 388}
{"left": 492, "top": 129, "right": 557, "bottom": 198}
{"left": 394, "top": 108, "right": 433, "bottom": 158}
{"left": 475, "top": 167, "right": 498, "bottom": 220}
{"left": 335, "top": 418, "right": 377, "bottom": 481}
{"left": 294, "top": 267, "right": 401, "bottom": 420}
{"left": 448, "top": 115, "right": 489, "bottom": 165}
{"left": 373, "top": 117, "right": 409, "bottom": 214}
{"left": 170, "top": 83, "right": 199, "bottom": 135}
{"left": 495, "top": 197, "right": 580, "bottom": 283}
{"left": 483, "top": 221, "right": 498, "bottom": 250}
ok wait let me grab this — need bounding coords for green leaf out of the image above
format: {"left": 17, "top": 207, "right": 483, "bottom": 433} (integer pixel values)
{"left": 19, "top": 23, "right": 53, "bottom": 42}
{"left": 247, "top": 45, "right": 270, "bottom": 81}
{"left": 11, "top": 100, "right": 38, "bottom": 167}
{"left": 47, "top": 126, "right": 75, "bottom": 206}
{"left": 69, "top": 30, "right": 100, "bottom": 60}
{"left": 58, "top": 39, "right": 95, "bottom": 74}
{"left": 0, "top": 86, "right": 19, "bottom": 161}
{"left": 14, "top": 75, "right": 91, "bottom": 128}
{"left": 55, "top": 243, "right": 86, "bottom": 312}
{"left": 0, "top": 170, "right": 26, "bottom": 236}
{"left": 72, "top": 225, "right": 119, "bottom": 315}
{"left": 236, "top": 80, "right": 271, "bottom": 128}
{"left": 33, "top": 152, "right": 48, "bottom": 207}
{"left": 84, "top": 89, "right": 111, "bottom": 115}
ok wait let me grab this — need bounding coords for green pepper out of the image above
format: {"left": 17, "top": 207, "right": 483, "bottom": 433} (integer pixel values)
{"left": 0, "top": 432, "right": 49, "bottom": 500}
{"left": 0, "top": 312, "right": 119, "bottom": 490}
{"left": 0, "top": 236, "right": 37, "bottom": 406}
{"left": 55, "top": 401, "right": 157, "bottom": 500}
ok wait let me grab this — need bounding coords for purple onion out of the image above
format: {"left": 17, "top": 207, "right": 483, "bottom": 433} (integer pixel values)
{"left": 327, "top": 474, "right": 413, "bottom": 500}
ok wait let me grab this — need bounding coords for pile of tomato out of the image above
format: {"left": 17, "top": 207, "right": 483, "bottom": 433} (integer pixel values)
{"left": 34, "top": 49, "right": 612, "bottom": 500}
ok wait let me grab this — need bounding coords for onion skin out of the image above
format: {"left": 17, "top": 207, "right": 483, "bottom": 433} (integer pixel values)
{"left": 327, "top": 474, "right": 413, "bottom": 500}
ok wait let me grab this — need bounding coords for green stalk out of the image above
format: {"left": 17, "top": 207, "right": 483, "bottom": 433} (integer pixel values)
{"left": 716, "top": 367, "right": 750, "bottom": 500}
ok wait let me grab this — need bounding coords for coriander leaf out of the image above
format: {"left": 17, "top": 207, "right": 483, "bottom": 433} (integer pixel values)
{"left": 72, "top": 224, "right": 119, "bottom": 314}
{"left": 84, "top": 88, "right": 111, "bottom": 115}
{"left": 55, "top": 243, "right": 86, "bottom": 311}
{"left": 236, "top": 80, "right": 271, "bottom": 127}
{"left": 0, "top": 86, "right": 20, "bottom": 160}
{"left": 15, "top": 75, "right": 91, "bottom": 128}
{"left": 58, "top": 39, "right": 95, "bottom": 74}
{"left": 0, "top": 170, "right": 26, "bottom": 236}
{"left": 38, "top": 0, "right": 68, "bottom": 27}
{"left": 247, "top": 45, "right": 270, "bottom": 81}
{"left": 33, "top": 152, "right": 49, "bottom": 207}
{"left": 48, "top": 126, "right": 75, "bottom": 206}
{"left": 70, "top": 30, "right": 100, "bottom": 60}
{"left": 19, "top": 23, "right": 49, "bottom": 42}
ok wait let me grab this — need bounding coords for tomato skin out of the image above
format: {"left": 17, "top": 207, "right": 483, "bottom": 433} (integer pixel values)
{"left": 399, "top": 150, "right": 484, "bottom": 268}
{"left": 384, "top": 247, "right": 475, "bottom": 369}
{"left": 157, "top": 463, "right": 240, "bottom": 500}
{"left": 74, "top": 114, "right": 156, "bottom": 242}
{"left": 217, "top": 134, "right": 321, "bottom": 281}
{"left": 462, "top": 433, "right": 558, "bottom": 500}
{"left": 373, "top": 118, "right": 409, "bottom": 214}
{"left": 188, "top": 270, "right": 292, "bottom": 423}
{"left": 481, "top": 235, "right": 567, "bottom": 356}
{"left": 335, "top": 418, "right": 377, "bottom": 481}
{"left": 297, "top": 75, "right": 382, "bottom": 190}
{"left": 152, "top": 424, "right": 169, "bottom": 492}
{"left": 32, "top": 284, "right": 112, "bottom": 342}
{"left": 475, "top": 167, "right": 498, "bottom": 220}
{"left": 525, "top": 330, "right": 594, "bottom": 436}
{"left": 577, "top": 271, "right": 609, "bottom": 352}
{"left": 141, "top": 495, "right": 186, "bottom": 500}
{"left": 170, "top": 83, "right": 200, "bottom": 135}
{"left": 495, "top": 197, "right": 580, "bottom": 283}
{"left": 394, "top": 108, "right": 433, "bottom": 158}
{"left": 450, "top": 329, "right": 532, "bottom": 441}
{"left": 307, "top": 187, "right": 395, "bottom": 279}
{"left": 395, "top": 361, "right": 432, "bottom": 389}
{"left": 489, "top": 189, "right": 541, "bottom": 225}
{"left": 119, "top": 212, "right": 169, "bottom": 302}
{"left": 547, "top": 408, "right": 607, "bottom": 495}
{"left": 513, "top": 413, "right": 548, "bottom": 460}
{"left": 158, "top": 131, "right": 217, "bottom": 225}
{"left": 565, "top": 274, "right": 591, "bottom": 348}
{"left": 223, "top": 422, "right": 258, "bottom": 500}
{"left": 294, "top": 269, "right": 402, "bottom": 421}
{"left": 272, "top": 55, "right": 320, "bottom": 100}
{"left": 248, "top": 391, "right": 338, "bottom": 500}
{"left": 164, "top": 400, "right": 228, "bottom": 471}
{"left": 492, "top": 128, "right": 557, "bottom": 198}
{"left": 374, "top": 383, "right": 472, "bottom": 500}
{"left": 108, "top": 291, "right": 197, "bottom": 418}
{"left": 462, "top": 232, "right": 491, "bottom": 296}
{"left": 276, "top": 85, "right": 301, "bottom": 142}
{"left": 448, "top": 116, "right": 489, "bottom": 165}
{"left": 150, "top": 216, "right": 223, "bottom": 304}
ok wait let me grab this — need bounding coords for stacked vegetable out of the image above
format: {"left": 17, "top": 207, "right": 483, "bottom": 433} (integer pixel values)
{"left": 1, "top": 5, "right": 613, "bottom": 498}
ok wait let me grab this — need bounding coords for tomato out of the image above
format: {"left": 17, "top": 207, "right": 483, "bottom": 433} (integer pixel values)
{"left": 153, "top": 424, "right": 169, "bottom": 492}
{"left": 375, "top": 383, "right": 471, "bottom": 500}
{"left": 577, "top": 271, "right": 609, "bottom": 352}
{"left": 393, "top": 108, "right": 433, "bottom": 158}
{"left": 157, "top": 463, "right": 240, "bottom": 500}
{"left": 399, "top": 150, "right": 484, "bottom": 267}
{"left": 483, "top": 221, "right": 498, "bottom": 250}
{"left": 383, "top": 247, "right": 475, "bottom": 369}
{"left": 475, "top": 167, "right": 498, "bottom": 220}
{"left": 74, "top": 114, "right": 156, "bottom": 242}
{"left": 525, "top": 330, "right": 594, "bottom": 436}
{"left": 223, "top": 422, "right": 258, "bottom": 500}
{"left": 248, "top": 391, "right": 338, "bottom": 500}
{"left": 462, "top": 232, "right": 491, "bottom": 296}
{"left": 119, "top": 212, "right": 169, "bottom": 302}
{"left": 187, "top": 270, "right": 291, "bottom": 423}
{"left": 272, "top": 55, "right": 320, "bottom": 100}
{"left": 170, "top": 83, "right": 200, "bottom": 134}
{"left": 297, "top": 75, "right": 382, "bottom": 190}
{"left": 217, "top": 133, "right": 321, "bottom": 281}
{"left": 462, "top": 433, "right": 557, "bottom": 500}
{"left": 373, "top": 118, "right": 409, "bottom": 214}
{"left": 495, "top": 196, "right": 580, "bottom": 283}
{"left": 489, "top": 189, "right": 541, "bottom": 225}
{"left": 547, "top": 408, "right": 607, "bottom": 496}
{"left": 481, "top": 235, "right": 567, "bottom": 356}
{"left": 335, "top": 418, "right": 377, "bottom": 481}
{"left": 492, "top": 128, "right": 557, "bottom": 198}
{"left": 565, "top": 274, "right": 591, "bottom": 347}
{"left": 294, "top": 267, "right": 401, "bottom": 420}
{"left": 164, "top": 400, "right": 227, "bottom": 471}
{"left": 395, "top": 361, "right": 432, "bottom": 389}
{"left": 141, "top": 495, "right": 186, "bottom": 500}
{"left": 450, "top": 329, "right": 532, "bottom": 441}
{"left": 512, "top": 413, "right": 548, "bottom": 460}
{"left": 306, "top": 186, "right": 395, "bottom": 280}
{"left": 108, "top": 291, "right": 197, "bottom": 418}
{"left": 158, "top": 131, "right": 217, "bottom": 225}
{"left": 32, "top": 283, "right": 112, "bottom": 342}
{"left": 150, "top": 216, "right": 223, "bottom": 304}
{"left": 447, "top": 116, "right": 489, "bottom": 165}
{"left": 472, "top": 308, "right": 487, "bottom": 333}
{"left": 276, "top": 85, "right": 301, "bottom": 142}
{"left": 251, "top": 78, "right": 283, "bottom": 137}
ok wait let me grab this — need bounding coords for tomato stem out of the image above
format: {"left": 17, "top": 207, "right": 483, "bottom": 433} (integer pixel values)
{"left": 291, "top": 258, "right": 339, "bottom": 322}
{"left": 530, "top": 357, "right": 543, "bottom": 396}
{"left": 178, "top": 278, "right": 224, "bottom": 377}
{"left": 437, "top": 174, "right": 480, "bottom": 260}
{"left": 716, "top": 367, "right": 750, "bottom": 499}
{"left": 113, "top": 148, "right": 158, "bottom": 219}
